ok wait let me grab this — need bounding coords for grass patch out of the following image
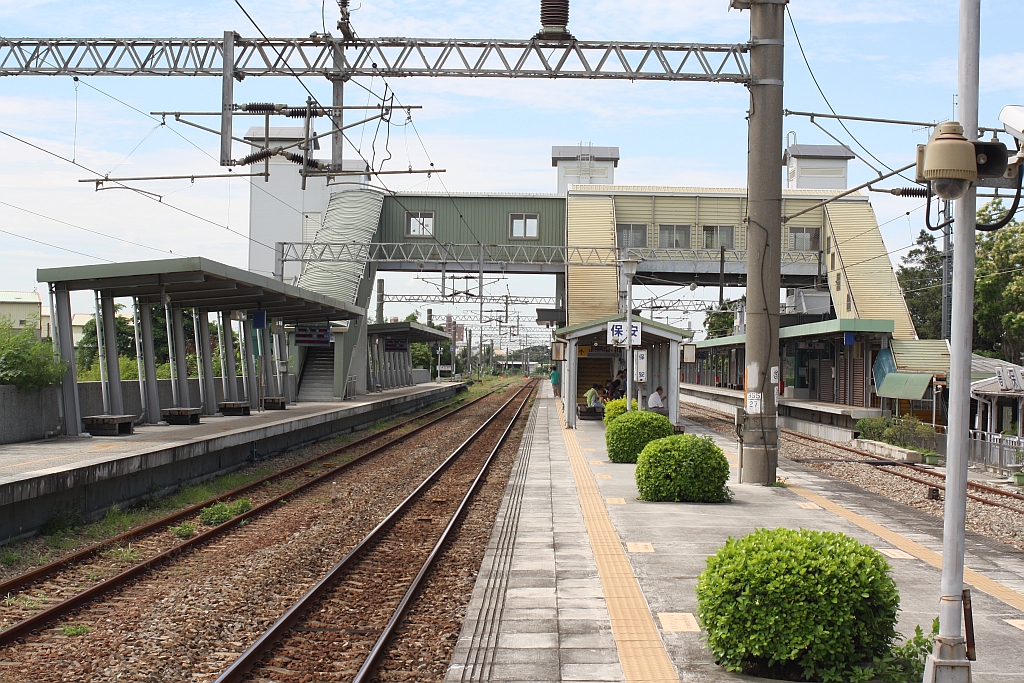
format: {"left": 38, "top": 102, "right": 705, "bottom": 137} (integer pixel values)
{"left": 105, "top": 543, "right": 141, "bottom": 563}
{"left": 61, "top": 624, "right": 91, "bottom": 636}
{"left": 168, "top": 521, "right": 196, "bottom": 539}
{"left": 198, "top": 499, "right": 253, "bottom": 526}
{"left": 43, "top": 534, "right": 77, "bottom": 551}
{"left": 39, "top": 509, "right": 82, "bottom": 536}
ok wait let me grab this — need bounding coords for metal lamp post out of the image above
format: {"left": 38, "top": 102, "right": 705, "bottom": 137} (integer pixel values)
{"left": 618, "top": 258, "right": 641, "bottom": 411}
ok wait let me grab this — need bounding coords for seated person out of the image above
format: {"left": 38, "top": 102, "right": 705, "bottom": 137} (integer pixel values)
{"left": 647, "top": 385, "right": 667, "bottom": 414}
{"left": 611, "top": 378, "right": 622, "bottom": 399}
{"left": 584, "top": 384, "right": 604, "bottom": 409}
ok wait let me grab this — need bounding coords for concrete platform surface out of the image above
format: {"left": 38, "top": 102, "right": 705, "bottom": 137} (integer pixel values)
{"left": 448, "top": 386, "right": 1024, "bottom": 683}
{"left": 0, "top": 383, "right": 463, "bottom": 538}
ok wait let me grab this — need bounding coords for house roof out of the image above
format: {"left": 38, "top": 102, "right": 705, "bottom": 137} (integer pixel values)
{"left": 890, "top": 339, "right": 950, "bottom": 374}
{"left": 555, "top": 313, "right": 693, "bottom": 342}
{"left": 0, "top": 291, "right": 41, "bottom": 304}
{"left": 696, "top": 317, "right": 894, "bottom": 348}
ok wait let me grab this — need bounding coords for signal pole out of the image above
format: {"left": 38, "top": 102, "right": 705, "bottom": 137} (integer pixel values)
{"left": 739, "top": 0, "right": 784, "bottom": 484}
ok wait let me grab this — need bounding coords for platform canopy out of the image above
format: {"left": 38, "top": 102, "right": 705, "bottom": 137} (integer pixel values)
{"left": 38, "top": 257, "right": 364, "bottom": 323}
{"left": 367, "top": 321, "right": 451, "bottom": 343}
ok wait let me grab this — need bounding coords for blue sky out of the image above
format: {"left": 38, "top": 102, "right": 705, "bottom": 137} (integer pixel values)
{"left": 1, "top": 1, "right": 1022, "bottom": 339}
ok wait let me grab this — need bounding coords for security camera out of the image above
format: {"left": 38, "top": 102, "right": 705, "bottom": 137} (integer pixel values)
{"left": 999, "top": 105, "right": 1024, "bottom": 149}
{"left": 918, "top": 122, "right": 977, "bottom": 201}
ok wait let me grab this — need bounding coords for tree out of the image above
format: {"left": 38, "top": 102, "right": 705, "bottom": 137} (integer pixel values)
{"left": 77, "top": 305, "right": 196, "bottom": 371}
{"left": 704, "top": 297, "right": 743, "bottom": 339}
{"left": 974, "top": 199, "right": 1024, "bottom": 362}
{"left": 896, "top": 230, "right": 944, "bottom": 340}
{"left": 0, "top": 317, "right": 67, "bottom": 390}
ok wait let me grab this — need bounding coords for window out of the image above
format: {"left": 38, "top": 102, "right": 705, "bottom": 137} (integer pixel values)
{"left": 830, "top": 252, "right": 836, "bottom": 270}
{"left": 702, "top": 225, "right": 734, "bottom": 250}
{"left": 846, "top": 292, "right": 853, "bottom": 312}
{"left": 616, "top": 223, "right": 647, "bottom": 248}
{"left": 510, "top": 213, "right": 539, "bottom": 239}
{"left": 658, "top": 224, "right": 691, "bottom": 249}
{"left": 789, "top": 226, "right": 821, "bottom": 251}
{"left": 405, "top": 211, "right": 434, "bottom": 237}
{"left": 835, "top": 272, "right": 842, "bottom": 290}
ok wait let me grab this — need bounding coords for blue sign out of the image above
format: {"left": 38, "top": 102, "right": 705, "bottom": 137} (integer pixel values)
{"left": 253, "top": 311, "right": 267, "bottom": 329}
{"left": 844, "top": 332, "right": 855, "bottom": 346}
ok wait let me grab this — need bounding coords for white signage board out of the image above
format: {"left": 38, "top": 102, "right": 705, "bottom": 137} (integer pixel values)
{"left": 746, "top": 391, "right": 763, "bottom": 414}
{"left": 607, "top": 321, "right": 642, "bottom": 345}
{"left": 683, "top": 343, "right": 697, "bottom": 364}
{"left": 996, "top": 367, "right": 1008, "bottom": 390}
{"left": 1009, "top": 367, "right": 1024, "bottom": 392}
{"left": 634, "top": 349, "right": 648, "bottom": 383}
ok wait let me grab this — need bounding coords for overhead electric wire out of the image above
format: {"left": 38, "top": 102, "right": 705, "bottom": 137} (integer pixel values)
{"left": 0, "top": 201, "right": 175, "bottom": 255}
{"left": 0, "top": 227, "right": 112, "bottom": 262}
{"left": 786, "top": 7, "right": 915, "bottom": 184}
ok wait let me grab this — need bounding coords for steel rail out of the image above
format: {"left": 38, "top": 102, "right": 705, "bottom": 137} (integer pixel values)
{"left": 215, "top": 380, "right": 537, "bottom": 683}
{"left": 352, "top": 379, "right": 534, "bottom": 683}
{"left": 0, "top": 394, "right": 473, "bottom": 598}
{"left": 0, "top": 386, "right": 514, "bottom": 647}
{"left": 781, "top": 429, "right": 1024, "bottom": 510}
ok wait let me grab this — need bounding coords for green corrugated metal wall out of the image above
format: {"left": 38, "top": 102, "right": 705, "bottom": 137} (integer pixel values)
{"left": 379, "top": 195, "right": 566, "bottom": 245}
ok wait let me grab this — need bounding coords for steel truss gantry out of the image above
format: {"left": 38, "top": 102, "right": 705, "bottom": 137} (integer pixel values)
{"left": 383, "top": 293, "right": 741, "bottom": 313}
{"left": 0, "top": 37, "right": 750, "bottom": 82}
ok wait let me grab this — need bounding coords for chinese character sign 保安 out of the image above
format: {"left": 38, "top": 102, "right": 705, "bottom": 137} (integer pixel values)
{"left": 607, "top": 321, "right": 642, "bottom": 345}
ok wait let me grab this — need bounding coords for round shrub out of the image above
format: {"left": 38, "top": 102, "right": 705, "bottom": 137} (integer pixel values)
{"left": 602, "top": 397, "right": 638, "bottom": 426}
{"left": 605, "top": 411, "right": 673, "bottom": 463}
{"left": 635, "top": 434, "right": 731, "bottom": 502}
{"left": 697, "top": 528, "right": 899, "bottom": 681}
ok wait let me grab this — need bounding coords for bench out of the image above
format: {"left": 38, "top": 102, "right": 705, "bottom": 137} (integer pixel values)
{"left": 262, "top": 396, "right": 287, "bottom": 410}
{"left": 161, "top": 407, "right": 201, "bottom": 425}
{"left": 576, "top": 405, "right": 604, "bottom": 421}
{"left": 218, "top": 401, "right": 251, "bottom": 416}
{"left": 82, "top": 414, "right": 135, "bottom": 436}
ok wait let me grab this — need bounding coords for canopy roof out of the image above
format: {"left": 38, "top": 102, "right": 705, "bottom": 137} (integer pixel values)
{"left": 37, "top": 257, "right": 364, "bottom": 324}
{"left": 556, "top": 313, "right": 692, "bottom": 343}
{"left": 367, "top": 321, "right": 451, "bottom": 343}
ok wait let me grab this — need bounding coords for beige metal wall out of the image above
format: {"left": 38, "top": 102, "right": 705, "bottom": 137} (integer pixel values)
{"left": 566, "top": 195, "right": 618, "bottom": 325}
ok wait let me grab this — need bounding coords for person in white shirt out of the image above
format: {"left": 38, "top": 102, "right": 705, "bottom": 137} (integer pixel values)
{"left": 647, "top": 386, "right": 665, "bottom": 411}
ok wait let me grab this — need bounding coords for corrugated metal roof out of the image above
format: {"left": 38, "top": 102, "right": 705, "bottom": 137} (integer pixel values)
{"left": 783, "top": 144, "right": 856, "bottom": 161}
{"left": 569, "top": 185, "right": 862, "bottom": 199}
{"left": 0, "top": 291, "right": 40, "bottom": 303}
{"left": 825, "top": 201, "right": 918, "bottom": 340}
{"left": 877, "top": 372, "right": 932, "bottom": 400}
{"left": 890, "top": 339, "right": 950, "bottom": 373}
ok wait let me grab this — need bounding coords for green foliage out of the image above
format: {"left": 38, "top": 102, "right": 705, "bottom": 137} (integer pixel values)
{"left": 61, "top": 624, "right": 91, "bottom": 636}
{"left": 973, "top": 199, "right": 1024, "bottom": 360}
{"left": 602, "top": 398, "right": 638, "bottom": 426}
{"left": 74, "top": 305, "right": 138, "bottom": 370}
{"left": 605, "top": 411, "right": 674, "bottom": 464}
{"left": 856, "top": 417, "right": 891, "bottom": 442}
{"left": 704, "top": 297, "right": 745, "bottom": 339}
{"left": 635, "top": 434, "right": 731, "bottom": 503}
{"left": 106, "top": 543, "right": 141, "bottom": 562}
{"left": 169, "top": 521, "right": 196, "bottom": 539}
{"left": 0, "top": 317, "right": 67, "bottom": 390}
{"left": 896, "top": 230, "right": 944, "bottom": 340}
{"left": 853, "top": 620, "right": 938, "bottom": 683}
{"left": 39, "top": 509, "right": 83, "bottom": 536}
{"left": 198, "top": 498, "right": 253, "bottom": 526}
{"left": 697, "top": 528, "right": 899, "bottom": 682}
{"left": 882, "top": 417, "right": 937, "bottom": 452}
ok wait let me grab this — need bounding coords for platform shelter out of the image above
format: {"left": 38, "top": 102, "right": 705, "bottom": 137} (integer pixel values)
{"left": 365, "top": 321, "right": 450, "bottom": 391}
{"left": 38, "top": 258, "right": 363, "bottom": 436}
{"left": 555, "top": 314, "right": 692, "bottom": 429}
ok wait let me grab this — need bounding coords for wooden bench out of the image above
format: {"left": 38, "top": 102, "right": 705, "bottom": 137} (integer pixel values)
{"left": 218, "top": 401, "right": 251, "bottom": 416}
{"left": 82, "top": 414, "right": 135, "bottom": 436}
{"left": 161, "top": 407, "right": 201, "bottom": 425}
{"left": 262, "top": 396, "right": 287, "bottom": 410}
{"left": 576, "top": 405, "right": 604, "bottom": 421}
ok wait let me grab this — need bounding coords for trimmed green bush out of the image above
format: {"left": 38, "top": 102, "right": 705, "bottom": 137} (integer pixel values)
{"left": 635, "top": 435, "right": 731, "bottom": 502}
{"left": 697, "top": 527, "right": 899, "bottom": 682}
{"left": 602, "top": 398, "right": 638, "bottom": 426}
{"left": 605, "top": 411, "right": 673, "bottom": 463}
{"left": 856, "top": 416, "right": 891, "bottom": 442}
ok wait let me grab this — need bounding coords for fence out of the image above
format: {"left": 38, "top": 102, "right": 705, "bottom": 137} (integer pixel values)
{"left": 968, "top": 430, "right": 1023, "bottom": 475}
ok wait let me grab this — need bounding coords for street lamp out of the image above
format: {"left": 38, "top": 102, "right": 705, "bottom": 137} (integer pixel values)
{"left": 618, "top": 258, "right": 641, "bottom": 412}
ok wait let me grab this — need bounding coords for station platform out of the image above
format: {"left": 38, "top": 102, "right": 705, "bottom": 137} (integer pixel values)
{"left": 679, "top": 382, "right": 884, "bottom": 442}
{"left": 0, "top": 382, "right": 464, "bottom": 540}
{"left": 447, "top": 385, "right": 1024, "bottom": 683}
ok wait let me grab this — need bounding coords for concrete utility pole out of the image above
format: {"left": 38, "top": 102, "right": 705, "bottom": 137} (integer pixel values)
{"left": 924, "top": 1, "right": 978, "bottom": 680}
{"left": 740, "top": 0, "right": 784, "bottom": 484}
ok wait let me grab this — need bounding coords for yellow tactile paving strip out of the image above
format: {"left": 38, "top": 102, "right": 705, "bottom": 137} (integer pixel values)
{"left": 559, "top": 406, "right": 680, "bottom": 683}
{"left": 790, "top": 485, "right": 1024, "bottom": 613}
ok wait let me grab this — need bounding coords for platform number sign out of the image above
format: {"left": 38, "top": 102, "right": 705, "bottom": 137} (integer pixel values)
{"left": 634, "top": 349, "right": 648, "bottom": 383}
{"left": 607, "top": 321, "right": 641, "bottom": 345}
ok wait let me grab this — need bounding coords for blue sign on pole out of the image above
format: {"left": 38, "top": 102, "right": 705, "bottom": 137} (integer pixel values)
{"left": 253, "top": 311, "right": 267, "bottom": 329}
{"left": 844, "top": 332, "right": 855, "bottom": 346}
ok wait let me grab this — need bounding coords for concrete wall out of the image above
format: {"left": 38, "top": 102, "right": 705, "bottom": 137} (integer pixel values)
{"left": 0, "top": 385, "right": 62, "bottom": 444}
{"left": 77, "top": 378, "right": 247, "bottom": 419}
{"left": 411, "top": 368, "right": 432, "bottom": 384}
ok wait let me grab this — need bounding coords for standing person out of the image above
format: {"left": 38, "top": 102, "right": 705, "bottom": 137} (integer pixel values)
{"left": 550, "top": 365, "right": 561, "bottom": 397}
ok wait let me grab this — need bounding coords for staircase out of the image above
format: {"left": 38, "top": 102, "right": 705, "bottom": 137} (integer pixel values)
{"left": 297, "top": 347, "right": 336, "bottom": 402}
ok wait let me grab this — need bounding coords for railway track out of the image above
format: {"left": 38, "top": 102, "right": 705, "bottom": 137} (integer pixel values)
{"left": 215, "top": 379, "right": 537, "bottom": 683}
{"left": 0, "top": 384, "right": 515, "bottom": 649}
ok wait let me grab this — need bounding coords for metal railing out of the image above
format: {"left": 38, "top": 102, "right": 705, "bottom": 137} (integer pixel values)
{"left": 968, "top": 430, "right": 1024, "bottom": 475}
